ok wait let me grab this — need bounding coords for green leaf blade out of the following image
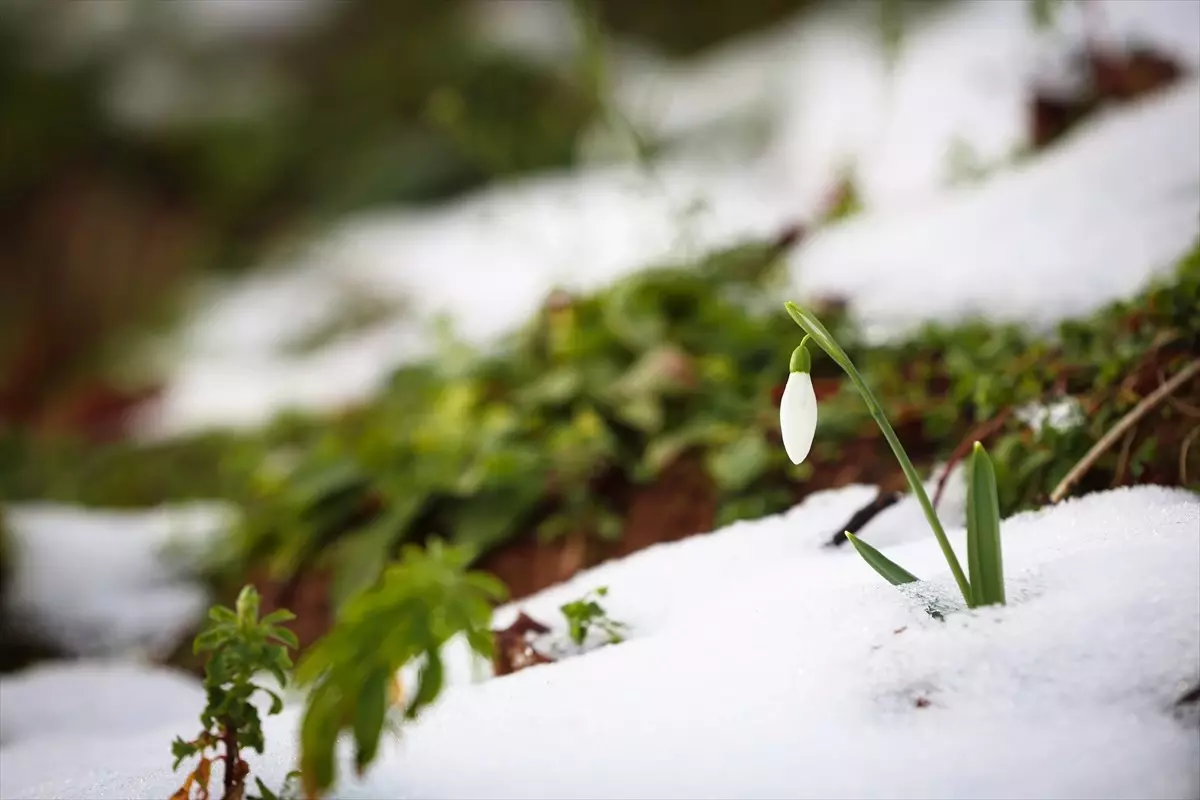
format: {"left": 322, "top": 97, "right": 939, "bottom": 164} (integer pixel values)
{"left": 966, "top": 442, "right": 1006, "bottom": 607}
{"left": 352, "top": 669, "right": 389, "bottom": 775}
{"left": 845, "top": 532, "right": 920, "bottom": 586}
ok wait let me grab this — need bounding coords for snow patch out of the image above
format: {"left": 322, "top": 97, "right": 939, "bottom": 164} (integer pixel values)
{"left": 4, "top": 486, "right": 1195, "bottom": 798}
{"left": 2, "top": 503, "right": 233, "bottom": 658}
{"left": 791, "top": 79, "right": 1200, "bottom": 342}
{"left": 0, "top": 662, "right": 202, "bottom": 748}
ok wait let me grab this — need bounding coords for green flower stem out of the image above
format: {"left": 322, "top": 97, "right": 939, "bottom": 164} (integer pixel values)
{"left": 785, "top": 301, "right": 972, "bottom": 603}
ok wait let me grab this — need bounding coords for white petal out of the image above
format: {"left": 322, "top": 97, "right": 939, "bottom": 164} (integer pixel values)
{"left": 780, "top": 371, "right": 817, "bottom": 465}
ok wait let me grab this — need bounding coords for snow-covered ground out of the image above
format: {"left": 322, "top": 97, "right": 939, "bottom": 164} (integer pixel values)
{"left": 133, "top": 0, "right": 1200, "bottom": 437}
{"left": 0, "top": 662, "right": 204, "bottom": 748}
{"left": 1, "top": 484, "right": 1196, "bottom": 798}
{"left": 2, "top": 2, "right": 1199, "bottom": 797}
{"left": 1, "top": 503, "right": 231, "bottom": 658}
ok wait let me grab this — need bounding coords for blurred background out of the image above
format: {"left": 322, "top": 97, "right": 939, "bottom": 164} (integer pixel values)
{"left": 0, "top": 0, "right": 1197, "bottom": 688}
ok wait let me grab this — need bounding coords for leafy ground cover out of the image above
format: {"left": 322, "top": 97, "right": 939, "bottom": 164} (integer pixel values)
{"left": 0, "top": 0, "right": 1196, "bottom": 674}
{"left": 2, "top": 229, "right": 1195, "bottom": 664}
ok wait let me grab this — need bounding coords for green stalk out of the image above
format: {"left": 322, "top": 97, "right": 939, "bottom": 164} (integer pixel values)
{"left": 785, "top": 302, "right": 972, "bottom": 604}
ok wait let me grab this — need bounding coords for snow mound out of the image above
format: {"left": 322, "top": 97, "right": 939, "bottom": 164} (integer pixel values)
{"left": 140, "top": 76, "right": 1200, "bottom": 437}
{"left": 4, "top": 485, "right": 1197, "bottom": 799}
{"left": 2, "top": 503, "right": 233, "bottom": 658}
{"left": 0, "top": 662, "right": 202, "bottom": 748}
{"left": 135, "top": 1, "right": 1200, "bottom": 437}
{"left": 792, "top": 78, "right": 1200, "bottom": 342}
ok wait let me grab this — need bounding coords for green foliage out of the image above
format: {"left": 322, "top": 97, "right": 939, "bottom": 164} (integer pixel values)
{"left": 224, "top": 236, "right": 802, "bottom": 609}
{"left": 787, "top": 300, "right": 973, "bottom": 603}
{"left": 560, "top": 586, "right": 629, "bottom": 646}
{"left": 292, "top": 540, "right": 505, "bottom": 796}
{"left": 8, "top": 238, "right": 1198, "bottom": 630}
{"left": 171, "top": 586, "right": 297, "bottom": 800}
{"left": 844, "top": 532, "right": 919, "bottom": 586}
{"left": 966, "top": 443, "right": 1005, "bottom": 607}
{"left": 248, "top": 772, "right": 302, "bottom": 800}
{"left": 1029, "top": 0, "right": 1068, "bottom": 29}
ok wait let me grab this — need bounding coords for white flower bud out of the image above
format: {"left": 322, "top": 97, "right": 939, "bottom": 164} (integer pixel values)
{"left": 780, "top": 370, "right": 817, "bottom": 465}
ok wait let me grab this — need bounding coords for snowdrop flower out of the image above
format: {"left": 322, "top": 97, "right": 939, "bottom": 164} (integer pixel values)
{"left": 780, "top": 342, "right": 816, "bottom": 464}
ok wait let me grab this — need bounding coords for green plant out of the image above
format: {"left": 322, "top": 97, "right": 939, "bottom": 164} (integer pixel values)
{"left": 292, "top": 540, "right": 505, "bottom": 797}
{"left": 560, "top": 586, "right": 628, "bottom": 646}
{"left": 784, "top": 303, "right": 1006, "bottom": 609}
{"left": 7, "top": 240, "right": 1196, "bottom": 642}
{"left": 171, "top": 586, "right": 298, "bottom": 800}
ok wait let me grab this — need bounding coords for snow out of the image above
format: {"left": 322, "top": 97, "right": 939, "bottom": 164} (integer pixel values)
{"left": 790, "top": 78, "right": 1200, "bottom": 342}
{"left": 0, "top": 662, "right": 203, "bottom": 748}
{"left": 2, "top": 484, "right": 1196, "bottom": 799}
{"left": 1, "top": 503, "right": 233, "bottom": 658}
{"left": 7, "top": 4, "right": 1198, "bottom": 792}
{"left": 134, "top": 0, "right": 1200, "bottom": 438}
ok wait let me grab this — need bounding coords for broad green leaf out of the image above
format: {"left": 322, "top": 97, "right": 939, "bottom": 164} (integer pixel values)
{"left": 967, "top": 442, "right": 1005, "bottom": 607}
{"left": 300, "top": 683, "right": 341, "bottom": 795}
{"left": 407, "top": 652, "right": 445, "bottom": 720}
{"left": 208, "top": 606, "right": 237, "bottom": 624}
{"left": 260, "top": 609, "right": 296, "bottom": 626}
{"left": 291, "top": 460, "right": 368, "bottom": 509}
{"left": 706, "top": 431, "right": 770, "bottom": 493}
{"left": 612, "top": 395, "right": 663, "bottom": 433}
{"left": 328, "top": 502, "right": 418, "bottom": 610}
{"left": 845, "top": 532, "right": 919, "bottom": 586}
{"left": 465, "top": 627, "right": 495, "bottom": 660}
{"left": 268, "top": 625, "right": 299, "bottom": 651}
{"left": 353, "top": 669, "right": 388, "bottom": 775}
{"left": 450, "top": 484, "right": 542, "bottom": 557}
{"left": 192, "top": 628, "right": 227, "bottom": 654}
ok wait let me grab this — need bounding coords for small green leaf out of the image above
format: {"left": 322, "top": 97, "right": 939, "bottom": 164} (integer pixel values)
{"left": 236, "top": 585, "right": 261, "bottom": 626}
{"left": 171, "top": 737, "right": 198, "bottom": 770}
{"left": 353, "top": 670, "right": 388, "bottom": 775}
{"left": 845, "top": 532, "right": 920, "bottom": 586}
{"left": 465, "top": 627, "right": 495, "bottom": 660}
{"left": 706, "top": 431, "right": 770, "bottom": 493}
{"left": 268, "top": 626, "right": 300, "bottom": 651}
{"left": 967, "top": 442, "right": 1005, "bottom": 607}
{"left": 251, "top": 777, "right": 280, "bottom": 800}
{"left": 263, "top": 688, "right": 284, "bottom": 715}
{"left": 192, "top": 628, "right": 227, "bottom": 654}
{"left": 407, "top": 652, "right": 445, "bottom": 720}
{"left": 260, "top": 609, "right": 296, "bottom": 626}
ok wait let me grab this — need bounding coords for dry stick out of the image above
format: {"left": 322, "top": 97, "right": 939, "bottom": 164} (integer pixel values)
{"left": 932, "top": 408, "right": 1012, "bottom": 510}
{"left": 1050, "top": 359, "right": 1200, "bottom": 503}
{"left": 1180, "top": 424, "right": 1200, "bottom": 486}
{"left": 1111, "top": 425, "right": 1138, "bottom": 488}
{"left": 1159, "top": 366, "right": 1200, "bottom": 417}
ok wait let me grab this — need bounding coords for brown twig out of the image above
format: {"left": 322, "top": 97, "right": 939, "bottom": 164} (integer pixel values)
{"left": 220, "top": 719, "right": 243, "bottom": 800}
{"left": 932, "top": 408, "right": 1013, "bottom": 510}
{"left": 1051, "top": 359, "right": 1200, "bottom": 503}
{"left": 825, "top": 490, "right": 902, "bottom": 547}
{"left": 1111, "top": 425, "right": 1138, "bottom": 488}
{"left": 1180, "top": 424, "right": 1200, "bottom": 486}
{"left": 1159, "top": 367, "right": 1200, "bottom": 418}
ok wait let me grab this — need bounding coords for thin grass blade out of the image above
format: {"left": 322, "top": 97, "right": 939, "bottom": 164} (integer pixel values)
{"left": 966, "top": 441, "right": 1005, "bottom": 607}
{"left": 845, "top": 532, "right": 919, "bottom": 586}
